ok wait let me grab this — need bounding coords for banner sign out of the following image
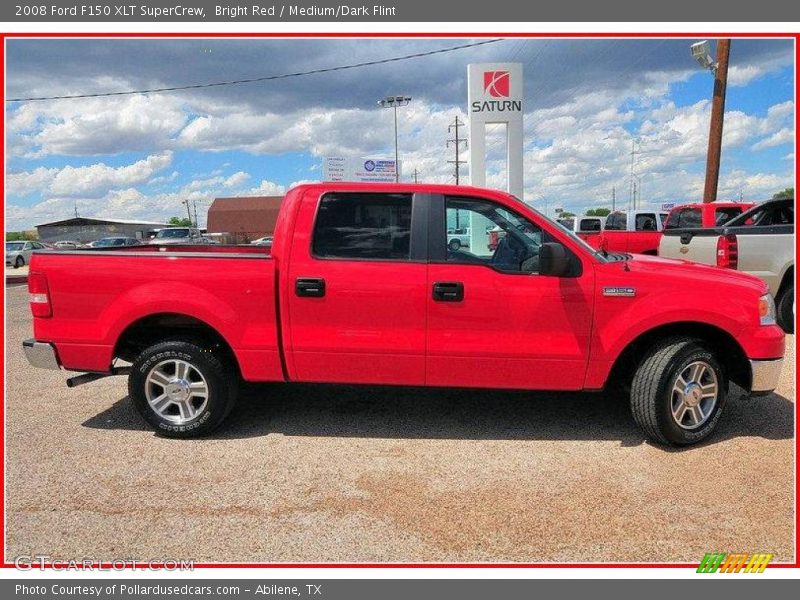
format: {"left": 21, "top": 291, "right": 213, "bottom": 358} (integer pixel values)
{"left": 323, "top": 157, "right": 401, "bottom": 183}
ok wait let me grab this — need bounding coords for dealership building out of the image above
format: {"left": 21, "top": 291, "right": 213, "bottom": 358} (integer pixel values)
{"left": 35, "top": 217, "right": 171, "bottom": 244}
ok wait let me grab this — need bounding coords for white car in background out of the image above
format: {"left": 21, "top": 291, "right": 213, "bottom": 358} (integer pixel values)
{"left": 252, "top": 236, "right": 273, "bottom": 247}
{"left": 150, "top": 227, "right": 205, "bottom": 245}
{"left": 6, "top": 241, "right": 46, "bottom": 268}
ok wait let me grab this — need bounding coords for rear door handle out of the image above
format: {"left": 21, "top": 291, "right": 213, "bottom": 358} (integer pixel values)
{"left": 432, "top": 282, "right": 464, "bottom": 302}
{"left": 296, "top": 277, "right": 326, "bottom": 298}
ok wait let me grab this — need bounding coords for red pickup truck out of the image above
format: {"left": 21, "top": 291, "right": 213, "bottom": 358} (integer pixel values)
{"left": 23, "top": 183, "right": 785, "bottom": 446}
{"left": 585, "top": 210, "right": 670, "bottom": 255}
{"left": 663, "top": 201, "right": 755, "bottom": 230}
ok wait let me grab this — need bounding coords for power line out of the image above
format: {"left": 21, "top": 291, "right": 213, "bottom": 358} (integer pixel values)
{"left": 7, "top": 39, "right": 506, "bottom": 103}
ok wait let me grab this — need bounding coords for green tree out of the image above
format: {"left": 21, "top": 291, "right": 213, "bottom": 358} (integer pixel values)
{"left": 586, "top": 208, "right": 612, "bottom": 217}
{"left": 772, "top": 188, "right": 794, "bottom": 200}
{"left": 559, "top": 211, "right": 576, "bottom": 218}
{"left": 5, "top": 231, "right": 38, "bottom": 241}
{"left": 168, "top": 216, "right": 193, "bottom": 227}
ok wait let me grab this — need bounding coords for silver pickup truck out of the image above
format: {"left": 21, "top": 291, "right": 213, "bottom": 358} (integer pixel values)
{"left": 659, "top": 197, "right": 794, "bottom": 333}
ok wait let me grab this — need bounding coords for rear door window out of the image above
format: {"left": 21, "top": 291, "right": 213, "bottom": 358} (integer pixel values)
{"left": 578, "top": 218, "right": 601, "bottom": 232}
{"left": 313, "top": 192, "right": 413, "bottom": 260}
{"left": 604, "top": 212, "right": 627, "bottom": 231}
{"left": 675, "top": 208, "right": 701, "bottom": 228}
{"left": 635, "top": 213, "right": 657, "bottom": 231}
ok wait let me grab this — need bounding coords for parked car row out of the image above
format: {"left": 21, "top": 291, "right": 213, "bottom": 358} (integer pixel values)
{"left": 565, "top": 199, "right": 793, "bottom": 333}
{"left": 659, "top": 197, "right": 794, "bottom": 333}
{"left": 6, "top": 229, "right": 224, "bottom": 263}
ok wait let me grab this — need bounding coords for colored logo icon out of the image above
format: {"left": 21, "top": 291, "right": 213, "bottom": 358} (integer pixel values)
{"left": 483, "top": 71, "right": 510, "bottom": 98}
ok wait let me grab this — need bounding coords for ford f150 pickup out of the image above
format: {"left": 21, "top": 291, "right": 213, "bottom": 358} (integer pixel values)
{"left": 659, "top": 198, "right": 794, "bottom": 333}
{"left": 23, "top": 183, "right": 785, "bottom": 446}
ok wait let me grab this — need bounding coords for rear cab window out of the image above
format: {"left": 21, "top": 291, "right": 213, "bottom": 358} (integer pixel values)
{"left": 312, "top": 192, "right": 413, "bottom": 260}
{"left": 715, "top": 207, "right": 743, "bottom": 225}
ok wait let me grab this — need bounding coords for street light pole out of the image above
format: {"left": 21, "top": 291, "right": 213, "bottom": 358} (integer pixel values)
{"left": 378, "top": 95, "right": 412, "bottom": 183}
{"left": 393, "top": 103, "right": 399, "bottom": 182}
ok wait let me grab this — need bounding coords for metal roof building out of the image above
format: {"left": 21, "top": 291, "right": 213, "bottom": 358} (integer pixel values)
{"left": 35, "top": 217, "right": 171, "bottom": 244}
{"left": 206, "top": 196, "right": 283, "bottom": 244}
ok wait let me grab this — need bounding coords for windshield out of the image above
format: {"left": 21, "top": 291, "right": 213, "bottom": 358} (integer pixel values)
{"left": 155, "top": 228, "right": 190, "bottom": 239}
{"left": 95, "top": 238, "right": 125, "bottom": 247}
{"left": 6, "top": 242, "right": 25, "bottom": 251}
{"left": 510, "top": 199, "right": 608, "bottom": 262}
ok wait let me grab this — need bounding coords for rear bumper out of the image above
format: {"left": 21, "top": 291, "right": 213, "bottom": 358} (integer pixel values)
{"left": 22, "top": 339, "right": 60, "bottom": 370}
{"left": 749, "top": 358, "right": 783, "bottom": 393}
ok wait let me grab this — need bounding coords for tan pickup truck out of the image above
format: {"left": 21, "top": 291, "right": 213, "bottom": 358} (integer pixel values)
{"left": 659, "top": 197, "right": 794, "bottom": 333}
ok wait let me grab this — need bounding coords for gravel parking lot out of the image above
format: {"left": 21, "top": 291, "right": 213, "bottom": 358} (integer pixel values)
{"left": 4, "top": 283, "right": 795, "bottom": 564}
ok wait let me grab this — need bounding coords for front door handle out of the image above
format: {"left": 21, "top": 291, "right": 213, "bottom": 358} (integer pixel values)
{"left": 432, "top": 281, "right": 464, "bottom": 302}
{"left": 296, "top": 277, "right": 326, "bottom": 298}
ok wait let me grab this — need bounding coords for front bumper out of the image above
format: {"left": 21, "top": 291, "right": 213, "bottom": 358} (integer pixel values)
{"left": 749, "top": 358, "right": 784, "bottom": 393}
{"left": 22, "top": 339, "right": 60, "bottom": 370}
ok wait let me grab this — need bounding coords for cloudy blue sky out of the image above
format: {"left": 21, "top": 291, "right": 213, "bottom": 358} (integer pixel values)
{"left": 4, "top": 37, "right": 795, "bottom": 230}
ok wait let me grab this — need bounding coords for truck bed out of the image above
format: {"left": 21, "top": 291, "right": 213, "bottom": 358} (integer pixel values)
{"left": 29, "top": 246, "right": 283, "bottom": 381}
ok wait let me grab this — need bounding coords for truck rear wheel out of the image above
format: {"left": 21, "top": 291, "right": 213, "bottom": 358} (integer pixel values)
{"left": 630, "top": 337, "right": 727, "bottom": 446}
{"left": 448, "top": 239, "right": 461, "bottom": 251}
{"left": 129, "top": 340, "right": 237, "bottom": 438}
{"left": 777, "top": 285, "right": 794, "bottom": 334}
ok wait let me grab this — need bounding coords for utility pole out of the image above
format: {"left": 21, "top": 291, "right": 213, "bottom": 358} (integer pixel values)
{"left": 192, "top": 200, "right": 199, "bottom": 228}
{"left": 629, "top": 138, "right": 637, "bottom": 212}
{"left": 182, "top": 199, "right": 193, "bottom": 226}
{"left": 447, "top": 116, "right": 468, "bottom": 185}
{"left": 703, "top": 39, "right": 731, "bottom": 203}
{"left": 73, "top": 201, "right": 79, "bottom": 218}
{"left": 412, "top": 168, "right": 419, "bottom": 183}
{"left": 612, "top": 186, "right": 616, "bottom": 212}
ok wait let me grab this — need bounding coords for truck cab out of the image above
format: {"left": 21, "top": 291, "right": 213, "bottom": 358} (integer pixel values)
{"left": 593, "top": 209, "right": 669, "bottom": 254}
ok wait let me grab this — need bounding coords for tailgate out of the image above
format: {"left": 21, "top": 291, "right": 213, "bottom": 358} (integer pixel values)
{"left": 658, "top": 228, "right": 723, "bottom": 265}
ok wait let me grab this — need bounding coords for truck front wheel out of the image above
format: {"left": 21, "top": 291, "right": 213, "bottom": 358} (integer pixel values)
{"left": 630, "top": 337, "right": 727, "bottom": 446}
{"left": 129, "top": 340, "right": 237, "bottom": 438}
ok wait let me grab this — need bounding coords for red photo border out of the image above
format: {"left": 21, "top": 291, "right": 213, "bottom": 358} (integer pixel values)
{"left": 1, "top": 29, "right": 797, "bottom": 571}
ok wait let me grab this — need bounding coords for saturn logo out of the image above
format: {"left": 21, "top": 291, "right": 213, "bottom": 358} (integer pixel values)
{"left": 483, "top": 71, "right": 510, "bottom": 98}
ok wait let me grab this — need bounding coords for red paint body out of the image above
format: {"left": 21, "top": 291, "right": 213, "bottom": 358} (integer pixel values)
{"left": 28, "top": 184, "right": 784, "bottom": 392}
{"left": 582, "top": 211, "right": 669, "bottom": 255}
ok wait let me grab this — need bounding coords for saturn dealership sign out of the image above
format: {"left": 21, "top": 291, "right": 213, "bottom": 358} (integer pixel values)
{"left": 467, "top": 63, "right": 524, "bottom": 199}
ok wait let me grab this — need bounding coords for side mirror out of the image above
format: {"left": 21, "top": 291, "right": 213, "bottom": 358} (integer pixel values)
{"left": 539, "top": 242, "right": 570, "bottom": 277}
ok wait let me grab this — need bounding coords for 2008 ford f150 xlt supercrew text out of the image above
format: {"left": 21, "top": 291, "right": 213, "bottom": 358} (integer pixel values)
{"left": 23, "top": 183, "right": 785, "bottom": 446}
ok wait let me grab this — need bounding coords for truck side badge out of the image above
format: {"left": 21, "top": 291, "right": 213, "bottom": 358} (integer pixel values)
{"left": 603, "top": 287, "right": 636, "bottom": 297}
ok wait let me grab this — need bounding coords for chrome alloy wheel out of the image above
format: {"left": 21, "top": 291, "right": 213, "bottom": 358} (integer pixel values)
{"left": 670, "top": 360, "right": 719, "bottom": 430}
{"left": 145, "top": 359, "right": 209, "bottom": 424}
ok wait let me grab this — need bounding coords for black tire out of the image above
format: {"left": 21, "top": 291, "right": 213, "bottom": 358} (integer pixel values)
{"left": 630, "top": 337, "right": 727, "bottom": 446}
{"left": 777, "top": 285, "right": 794, "bottom": 334}
{"left": 14, "top": 256, "right": 23, "bottom": 269}
{"left": 448, "top": 239, "right": 461, "bottom": 251}
{"left": 128, "top": 339, "right": 237, "bottom": 438}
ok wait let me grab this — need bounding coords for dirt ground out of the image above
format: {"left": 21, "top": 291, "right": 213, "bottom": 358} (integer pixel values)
{"left": 4, "top": 283, "right": 795, "bottom": 564}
